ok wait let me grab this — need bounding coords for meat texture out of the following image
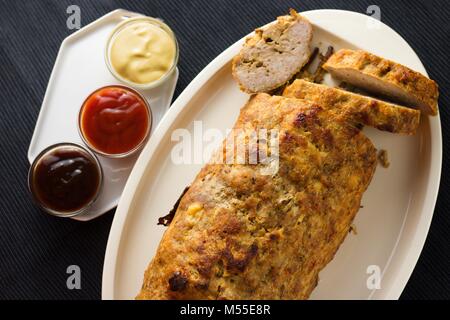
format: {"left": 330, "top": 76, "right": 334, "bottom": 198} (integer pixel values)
{"left": 323, "top": 49, "right": 439, "bottom": 115}
{"left": 137, "top": 94, "right": 377, "bottom": 300}
{"left": 283, "top": 79, "right": 421, "bottom": 135}
{"left": 232, "top": 10, "right": 313, "bottom": 93}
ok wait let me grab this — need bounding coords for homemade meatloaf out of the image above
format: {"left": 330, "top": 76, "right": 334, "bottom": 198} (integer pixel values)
{"left": 323, "top": 49, "right": 439, "bottom": 115}
{"left": 283, "top": 79, "right": 421, "bottom": 135}
{"left": 137, "top": 94, "right": 377, "bottom": 300}
{"left": 232, "top": 9, "right": 313, "bottom": 93}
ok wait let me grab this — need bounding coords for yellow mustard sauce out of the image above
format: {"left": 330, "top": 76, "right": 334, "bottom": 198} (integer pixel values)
{"left": 110, "top": 21, "right": 176, "bottom": 85}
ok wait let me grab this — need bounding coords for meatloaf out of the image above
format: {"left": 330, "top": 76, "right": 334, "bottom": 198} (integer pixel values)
{"left": 137, "top": 93, "right": 377, "bottom": 299}
{"left": 283, "top": 79, "right": 421, "bottom": 135}
{"left": 323, "top": 49, "right": 439, "bottom": 115}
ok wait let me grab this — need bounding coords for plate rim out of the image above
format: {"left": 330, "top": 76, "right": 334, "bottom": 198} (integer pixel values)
{"left": 101, "top": 9, "right": 442, "bottom": 300}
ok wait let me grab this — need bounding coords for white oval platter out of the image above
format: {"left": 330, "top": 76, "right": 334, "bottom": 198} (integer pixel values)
{"left": 102, "top": 10, "right": 442, "bottom": 299}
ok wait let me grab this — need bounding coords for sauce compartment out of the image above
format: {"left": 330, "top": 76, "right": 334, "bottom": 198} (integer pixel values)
{"left": 105, "top": 16, "right": 179, "bottom": 89}
{"left": 78, "top": 85, "right": 152, "bottom": 158}
{"left": 28, "top": 143, "right": 103, "bottom": 217}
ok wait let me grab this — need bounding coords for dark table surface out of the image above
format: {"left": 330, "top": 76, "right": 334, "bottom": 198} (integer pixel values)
{"left": 0, "top": 0, "right": 448, "bottom": 300}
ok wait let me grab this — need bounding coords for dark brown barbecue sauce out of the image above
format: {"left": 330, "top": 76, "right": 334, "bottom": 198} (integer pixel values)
{"left": 29, "top": 144, "right": 102, "bottom": 216}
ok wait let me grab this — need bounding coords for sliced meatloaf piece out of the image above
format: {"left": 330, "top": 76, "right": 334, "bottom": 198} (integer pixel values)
{"left": 232, "top": 9, "right": 313, "bottom": 93}
{"left": 323, "top": 49, "right": 439, "bottom": 115}
{"left": 283, "top": 79, "right": 421, "bottom": 135}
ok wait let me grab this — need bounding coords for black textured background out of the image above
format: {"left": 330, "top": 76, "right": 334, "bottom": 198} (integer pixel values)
{"left": 0, "top": 0, "right": 448, "bottom": 300}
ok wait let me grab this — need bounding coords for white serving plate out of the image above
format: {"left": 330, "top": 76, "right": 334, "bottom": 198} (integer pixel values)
{"left": 102, "top": 10, "right": 442, "bottom": 299}
{"left": 28, "top": 9, "right": 179, "bottom": 221}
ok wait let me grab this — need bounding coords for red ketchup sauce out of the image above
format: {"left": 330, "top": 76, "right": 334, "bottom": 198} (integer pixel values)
{"left": 80, "top": 86, "right": 151, "bottom": 156}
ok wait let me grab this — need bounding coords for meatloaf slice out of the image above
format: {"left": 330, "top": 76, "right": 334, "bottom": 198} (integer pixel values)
{"left": 232, "top": 9, "right": 313, "bottom": 93}
{"left": 323, "top": 49, "right": 439, "bottom": 115}
{"left": 283, "top": 79, "right": 421, "bottom": 135}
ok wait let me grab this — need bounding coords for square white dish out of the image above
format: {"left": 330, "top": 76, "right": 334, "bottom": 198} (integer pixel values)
{"left": 28, "top": 9, "right": 179, "bottom": 221}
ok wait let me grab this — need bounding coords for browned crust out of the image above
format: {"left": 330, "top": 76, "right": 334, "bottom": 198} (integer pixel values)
{"left": 137, "top": 94, "right": 377, "bottom": 300}
{"left": 283, "top": 79, "right": 421, "bottom": 135}
{"left": 323, "top": 49, "right": 439, "bottom": 115}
